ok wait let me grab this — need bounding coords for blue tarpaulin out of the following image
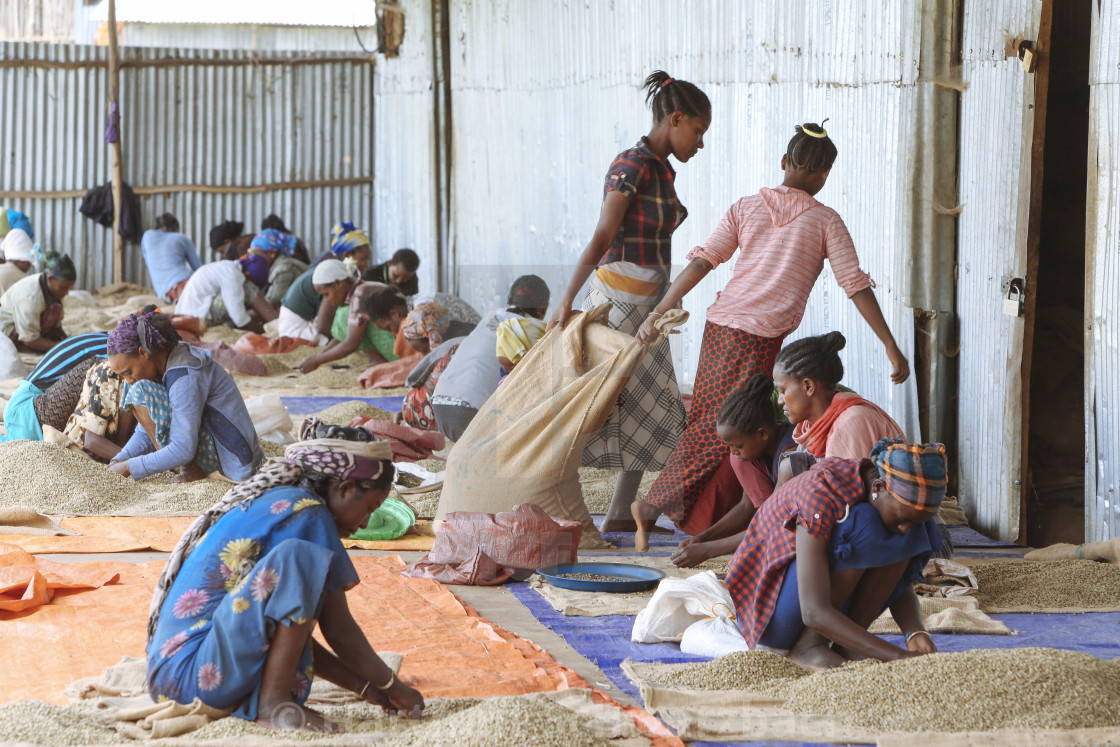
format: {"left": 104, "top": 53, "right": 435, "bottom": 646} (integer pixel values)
{"left": 281, "top": 395, "right": 403, "bottom": 415}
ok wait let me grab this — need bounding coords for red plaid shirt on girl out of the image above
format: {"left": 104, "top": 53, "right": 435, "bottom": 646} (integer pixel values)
{"left": 726, "top": 457, "right": 870, "bottom": 647}
{"left": 600, "top": 138, "right": 687, "bottom": 268}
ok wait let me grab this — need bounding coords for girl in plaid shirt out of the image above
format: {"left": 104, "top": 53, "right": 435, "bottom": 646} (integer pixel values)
{"left": 549, "top": 71, "right": 711, "bottom": 532}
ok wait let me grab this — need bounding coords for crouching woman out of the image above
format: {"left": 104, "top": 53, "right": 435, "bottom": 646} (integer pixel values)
{"left": 727, "top": 437, "right": 945, "bottom": 669}
{"left": 146, "top": 435, "right": 425, "bottom": 732}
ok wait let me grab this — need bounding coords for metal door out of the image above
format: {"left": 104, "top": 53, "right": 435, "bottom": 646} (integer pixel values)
{"left": 956, "top": 0, "right": 1050, "bottom": 542}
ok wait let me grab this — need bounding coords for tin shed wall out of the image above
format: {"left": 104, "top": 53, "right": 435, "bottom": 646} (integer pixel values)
{"left": 444, "top": 0, "right": 928, "bottom": 437}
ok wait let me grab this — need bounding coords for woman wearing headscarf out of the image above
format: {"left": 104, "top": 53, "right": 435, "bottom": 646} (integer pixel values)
{"left": 253, "top": 229, "right": 309, "bottom": 310}
{"left": 278, "top": 259, "right": 358, "bottom": 345}
{"left": 296, "top": 280, "right": 397, "bottom": 374}
{"left": 726, "top": 437, "right": 944, "bottom": 670}
{"left": 309, "top": 221, "right": 373, "bottom": 275}
{"left": 173, "top": 255, "right": 278, "bottom": 334}
{"left": 107, "top": 306, "right": 264, "bottom": 483}
{"left": 140, "top": 213, "right": 202, "bottom": 303}
{"left": 0, "top": 228, "right": 36, "bottom": 295}
{"left": 0, "top": 207, "right": 33, "bottom": 241}
{"left": 0, "top": 250, "right": 75, "bottom": 352}
{"left": 147, "top": 424, "right": 424, "bottom": 732}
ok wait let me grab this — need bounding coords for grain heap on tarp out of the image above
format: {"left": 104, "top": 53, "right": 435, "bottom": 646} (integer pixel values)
{"left": 314, "top": 400, "right": 395, "bottom": 425}
{"left": 0, "top": 441, "right": 229, "bottom": 516}
{"left": 0, "top": 701, "right": 125, "bottom": 747}
{"left": 580, "top": 468, "right": 659, "bottom": 515}
{"left": 962, "top": 557, "right": 1120, "bottom": 611}
{"left": 652, "top": 651, "right": 807, "bottom": 693}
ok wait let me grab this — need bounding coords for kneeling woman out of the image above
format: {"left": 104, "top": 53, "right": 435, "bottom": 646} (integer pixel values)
{"left": 727, "top": 437, "right": 944, "bottom": 669}
{"left": 147, "top": 434, "right": 424, "bottom": 731}
{"left": 107, "top": 307, "right": 264, "bottom": 482}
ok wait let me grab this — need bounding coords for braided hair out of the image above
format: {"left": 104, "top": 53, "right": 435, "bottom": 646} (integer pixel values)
{"left": 786, "top": 121, "right": 838, "bottom": 172}
{"left": 643, "top": 70, "right": 710, "bottom": 123}
{"left": 774, "top": 331, "right": 846, "bottom": 389}
{"left": 717, "top": 374, "right": 778, "bottom": 435}
{"left": 106, "top": 304, "right": 181, "bottom": 356}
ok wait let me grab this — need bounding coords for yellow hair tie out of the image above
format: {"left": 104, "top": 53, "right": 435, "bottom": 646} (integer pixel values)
{"left": 802, "top": 124, "right": 828, "bottom": 139}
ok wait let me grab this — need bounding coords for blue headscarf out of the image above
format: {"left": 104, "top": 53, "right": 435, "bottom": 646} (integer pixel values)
{"left": 329, "top": 221, "right": 370, "bottom": 256}
{"left": 250, "top": 228, "right": 297, "bottom": 256}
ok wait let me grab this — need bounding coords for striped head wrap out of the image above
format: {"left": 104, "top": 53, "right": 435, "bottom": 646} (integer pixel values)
{"left": 330, "top": 221, "right": 370, "bottom": 257}
{"left": 871, "top": 436, "right": 947, "bottom": 511}
{"left": 250, "top": 228, "right": 297, "bottom": 256}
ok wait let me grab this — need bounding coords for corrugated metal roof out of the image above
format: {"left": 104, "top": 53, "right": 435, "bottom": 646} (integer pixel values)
{"left": 0, "top": 42, "right": 375, "bottom": 290}
{"left": 88, "top": 0, "right": 377, "bottom": 28}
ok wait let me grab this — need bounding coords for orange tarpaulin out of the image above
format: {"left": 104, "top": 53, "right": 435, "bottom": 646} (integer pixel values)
{"left": 0, "top": 553, "right": 680, "bottom": 744}
{"left": 0, "top": 543, "right": 121, "bottom": 612}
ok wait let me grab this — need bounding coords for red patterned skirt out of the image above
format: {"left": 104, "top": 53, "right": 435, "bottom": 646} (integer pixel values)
{"left": 400, "top": 343, "right": 460, "bottom": 430}
{"left": 644, "top": 321, "right": 783, "bottom": 535}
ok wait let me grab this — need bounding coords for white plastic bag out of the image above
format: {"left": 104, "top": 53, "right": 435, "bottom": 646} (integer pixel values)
{"left": 0, "top": 334, "right": 29, "bottom": 381}
{"left": 680, "top": 612, "right": 751, "bottom": 658}
{"left": 244, "top": 393, "right": 295, "bottom": 445}
{"left": 631, "top": 571, "right": 736, "bottom": 643}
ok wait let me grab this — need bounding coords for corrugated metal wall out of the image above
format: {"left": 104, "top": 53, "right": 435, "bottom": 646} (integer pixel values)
{"left": 955, "top": 1, "right": 1042, "bottom": 541}
{"left": 443, "top": 0, "right": 928, "bottom": 438}
{"left": 116, "top": 24, "right": 379, "bottom": 54}
{"left": 0, "top": 42, "right": 375, "bottom": 291}
{"left": 0, "top": 0, "right": 73, "bottom": 42}
{"left": 1086, "top": 0, "right": 1120, "bottom": 542}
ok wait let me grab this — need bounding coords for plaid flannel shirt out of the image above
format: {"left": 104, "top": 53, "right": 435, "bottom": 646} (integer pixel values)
{"left": 600, "top": 138, "right": 687, "bottom": 268}
{"left": 727, "top": 457, "right": 870, "bottom": 647}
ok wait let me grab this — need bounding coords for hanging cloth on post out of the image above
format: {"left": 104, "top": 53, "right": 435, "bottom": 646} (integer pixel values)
{"left": 79, "top": 182, "right": 142, "bottom": 243}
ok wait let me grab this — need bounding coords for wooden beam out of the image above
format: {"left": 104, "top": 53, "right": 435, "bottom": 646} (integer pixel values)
{"left": 106, "top": 0, "right": 124, "bottom": 285}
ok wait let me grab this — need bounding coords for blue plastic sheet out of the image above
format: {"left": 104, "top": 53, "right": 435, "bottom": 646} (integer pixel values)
{"left": 281, "top": 395, "right": 403, "bottom": 416}
{"left": 947, "top": 525, "right": 1021, "bottom": 548}
{"left": 594, "top": 514, "right": 692, "bottom": 548}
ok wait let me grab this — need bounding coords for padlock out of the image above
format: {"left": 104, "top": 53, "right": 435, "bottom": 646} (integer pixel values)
{"left": 1003, "top": 284, "right": 1024, "bottom": 317}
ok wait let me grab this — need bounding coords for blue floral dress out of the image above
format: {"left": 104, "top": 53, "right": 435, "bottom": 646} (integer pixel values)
{"left": 147, "top": 485, "right": 358, "bottom": 720}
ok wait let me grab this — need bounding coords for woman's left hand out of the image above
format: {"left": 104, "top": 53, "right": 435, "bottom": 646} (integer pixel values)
{"left": 906, "top": 630, "right": 936, "bottom": 654}
{"left": 385, "top": 680, "right": 425, "bottom": 719}
{"left": 109, "top": 460, "right": 131, "bottom": 478}
{"left": 636, "top": 315, "right": 661, "bottom": 346}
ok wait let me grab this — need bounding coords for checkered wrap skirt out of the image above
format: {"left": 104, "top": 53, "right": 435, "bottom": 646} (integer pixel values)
{"left": 580, "top": 287, "right": 687, "bottom": 472}
{"left": 644, "top": 321, "right": 784, "bottom": 535}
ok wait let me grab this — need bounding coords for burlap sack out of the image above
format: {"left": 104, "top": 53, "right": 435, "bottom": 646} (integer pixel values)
{"left": 437, "top": 305, "right": 686, "bottom": 548}
{"left": 1024, "top": 538, "right": 1120, "bottom": 565}
{"left": 868, "top": 595, "right": 1011, "bottom": 635}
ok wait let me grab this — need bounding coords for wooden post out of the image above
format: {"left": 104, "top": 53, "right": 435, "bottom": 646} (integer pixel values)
{"left": 106, "top": 0, "right": 124, "bottom": 284}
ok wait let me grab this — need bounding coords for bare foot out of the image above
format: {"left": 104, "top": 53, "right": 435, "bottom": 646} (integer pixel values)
{"left": 787, "top": 640, "right": 846, "bottom": 671}
{"left": 174, "top": 462, "right": 206, "bottom": 483}
{"left": 631, "top": 501, "right": 660, "bottom": 552}
{"left": 599, "top": 518, "right": 674, "bottom": 534}
{"left": 256, "top": 702, "right": 342, "bottom": 733}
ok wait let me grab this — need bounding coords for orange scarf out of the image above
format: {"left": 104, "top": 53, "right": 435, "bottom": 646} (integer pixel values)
{"left": 792, "top": 391, "right": 868, "bottom": 458}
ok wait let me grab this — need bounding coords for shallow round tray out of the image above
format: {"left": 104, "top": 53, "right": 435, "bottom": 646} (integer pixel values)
{"left": 536, "top": 562, "right": 666, "bottom": 593}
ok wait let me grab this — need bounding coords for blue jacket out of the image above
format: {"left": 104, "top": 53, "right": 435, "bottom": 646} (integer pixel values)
{"left": 116, "top": 344, "right": 263, "bottom": 480}
{"left": 141, "top": 229, "right": 202, "bottom": 299}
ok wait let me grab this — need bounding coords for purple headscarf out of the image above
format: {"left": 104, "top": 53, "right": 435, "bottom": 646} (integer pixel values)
{"left": 107, "top": 307, "right": 179, "bottom": 356}
{"left": 239, "top": 254, "right": 271, "bottom": 288}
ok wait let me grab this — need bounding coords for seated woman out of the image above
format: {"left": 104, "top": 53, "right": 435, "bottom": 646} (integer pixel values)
{"left": 107, "top": 307, "right": 264, "bottom": 482}
{"left": 174, "top": 255, "right": 278, "bottom": 334}
{"left": 278, "top": 259, "right": 357, "bottom": 345}
{"left": 431, "top": 275, "right": 549, "bottom": 442}
{"left": 147, "top": 430, "right": 425, "bottom": 731}
{"left": 0, "top": 250, "right": 75, "bottom": 353}
{"left": 0, "top": 228, "right": 35, "bottom": 295}
{"left": 255, "top": 229, "right": 309, "bottom": 311}
{"left": 671, "top": 374, "right": 795, "bottom": 567}
{"left": 1, "top": 332, "right": 111, "bottom": 443}
{"left": 393, "top": 293, "right": 480, "bottom": 355}
{"left": 309, "top": 221, "right": 373, "bottom": 274}
{"left": 726, "top": 437, "right": 944, "bottom": 670}
{"left": 297, "top": 280, "right": 395, "bottom": 374}
{"left": 141, "top": 213, "right": 203, "bottom": 303}
{"left": 363, "top": 248, "right": 420, "bottom": 297}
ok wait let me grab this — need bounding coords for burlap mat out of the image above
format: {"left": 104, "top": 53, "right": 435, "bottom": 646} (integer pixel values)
{"left": 938, "top": 497, "right": 969, "bottom": 527}
{"left": 0, "top": 507, "right": 74, "bottom": 536}
{"left": 869, "top": 596, "right": 1011, "bottom": 635}
{"left": 621, "top": 660, "right": 873, "bottom": 744}
{"left": 529, "top": 555, "right": 730, "bottom": 617}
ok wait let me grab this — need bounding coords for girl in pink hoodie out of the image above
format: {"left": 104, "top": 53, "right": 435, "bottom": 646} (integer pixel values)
{"left": 631, "top": 122, "right": 909, "bottom": 551}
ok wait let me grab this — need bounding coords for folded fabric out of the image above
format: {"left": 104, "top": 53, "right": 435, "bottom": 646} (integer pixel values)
{"left": 402, "top": 546, "right": 514, "bottom": 586}
{"left": 351, "top": 416, "right": 445, "bottom": 461}
{"left": 233, "top": 332, "right": 315, "bottom": 356}
{"left": 0, "top": 543, "right": 120, "bottom": 612}
{"left": 193, "top": 341, "right": 268, "bottom": 376}
{"left": 0, "top": 507, "right": 75, "bottom": 537}
{"left": 359, "top": 354, "right": 423, "bottom": 389}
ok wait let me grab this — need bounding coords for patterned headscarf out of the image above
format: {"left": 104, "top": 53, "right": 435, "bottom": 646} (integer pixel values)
{"left": 495, "top": 316, "right": 547, "bottom": 367}
{"left": 401, "top": 301, "right": 450, "bottom": 341}
{"left": 147, "top": 421, "right": 394, "bottom": 641}
{"left": 330, "top": 221, "right": 370, "bottom": 257}
{"left": 107, "top": 307, "right": 180, "bottom": 355}
{"left": 250, "top": 228, "right": 297, "bottom": 256}
{"left": 870, "top": 436, "right": 947, "bottom": 511}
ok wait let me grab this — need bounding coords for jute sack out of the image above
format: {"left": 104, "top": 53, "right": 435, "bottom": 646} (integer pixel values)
{"left": 1024, "top": 537, "right": 1120, "bottom": 565}
{"left": 437, "top": 305, "right": 687, "bottom": 548}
